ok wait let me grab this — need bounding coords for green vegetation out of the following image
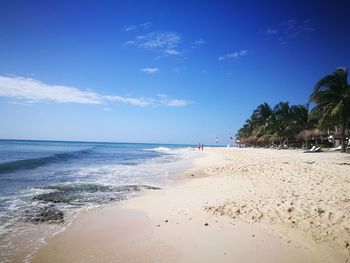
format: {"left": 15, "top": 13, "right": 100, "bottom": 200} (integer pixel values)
{"left": 236, "top": 67, "right": 350, "bottom": 153}
{"left": 310, "top": 67, "right": 350, "bottom": 152}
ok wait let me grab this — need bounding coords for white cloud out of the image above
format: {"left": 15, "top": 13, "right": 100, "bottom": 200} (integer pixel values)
{"left": 265, "top": 28, "right": 277, "bottom": 36}
{"left": 0, "top": 75, "right": 191, "bottom": 108}
{"left": 104, "top": 95, "right": 153, "bottom": 107}
{"left": 0, "top": 75, "right": 152, "bottom": 107}
{"left": 126, "top": 31, "right": 182, "bottom": 56}
{"left": 161, "top": 99, "right": 191, "bottom": 107}
{"left": 192, "top": 38, "right": 206, "bottom": 47}
{"left": 124, "top": 40, "right": 136, "bottom": 45}
{"left": 141, "top": 67, "right": 159, "bottom": 74}
{"left": 164, "top": 49, "right": 181, "bottom": 56}
{"left": 8, "top": 101, "right": 33, "bottom": 106}
{"left": 218, "top": 50, "right": 248, "bottom": 61}
{"left": 157, "top": 94, "right": 191, "bottom": 107}
{"left": 0, "top": 76, "right": 102, "bottom": 104}
{"left": 140, "top": 32, "right": 180, "bottom": 49}
{"left": 123, "top": 22, "right": 151, "bottom": 32}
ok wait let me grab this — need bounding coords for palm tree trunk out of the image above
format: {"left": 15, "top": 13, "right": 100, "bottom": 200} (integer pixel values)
{"left": 341, "top": 121, "right": 348, "bottom": 153}
{"left": 341, "top": 131, "right": 346, "bottom": 152}
{"left": 341, "top": 119, "right": 348, "bottom": 153}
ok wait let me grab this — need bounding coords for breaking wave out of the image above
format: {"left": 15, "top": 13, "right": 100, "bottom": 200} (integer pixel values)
{"left": 0, "top": 148, "right": 94, "bottom": 174}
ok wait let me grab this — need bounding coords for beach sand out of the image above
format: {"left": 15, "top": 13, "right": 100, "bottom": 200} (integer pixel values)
{"left": 31, "top": 148, "right": 350, "bottom": 262}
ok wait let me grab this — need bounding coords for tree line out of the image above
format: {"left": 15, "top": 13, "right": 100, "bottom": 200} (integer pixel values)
{"left": 236, "top": 67, "right": 350, "bottom": 153}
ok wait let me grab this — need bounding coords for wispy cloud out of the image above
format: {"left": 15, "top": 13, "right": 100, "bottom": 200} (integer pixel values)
{"left": 192, "top": 38, "right": 206, "bottom": 47}
{"left": 0, "top": 76, "right": 152, "bottom": 107}
{"left": 164, "top": 49, "right": 181, "bottom": 56}
{"left": 125, "top": 31, "right": 182, "bottom": 56}
{"left": 263, "top": 19, "right": 314, "bottom": 44}
{"left": 123, "top": 22, "right": 151, "bottom": 32}
{"left": 8, "top": 101, "right": 33, "bottom": 106}
{"left": 0, "top": 76, "right": 102, "bottom": 104}
{"left": 104, "top": 95, "right": 153, "bottom": 107}
{"left": 265, "top": 28, "right": 277, "bottom": 36}
{"left": 141, "top": 67, "right": 159, "bottom": 74}
{"left": 157, "top": 94, "right": 191, "bottom": 107}
{"left": 218, "top": 50, "right": 248, "bottom": 61}
{"left": 161, "top": 99, "right": 190, "bottom": 107}
{"left": 0, "top": 75, "right": 190, "bottom": 108}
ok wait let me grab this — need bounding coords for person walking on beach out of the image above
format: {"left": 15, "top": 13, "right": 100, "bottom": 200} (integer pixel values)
{"left": 198, "top": 143, "right": 201, "bottom": 151}
{"left": 201, "top": 144, "right": 204, "bottom": 151}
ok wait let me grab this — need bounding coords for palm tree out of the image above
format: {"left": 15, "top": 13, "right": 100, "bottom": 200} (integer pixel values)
{"left": 250, "top": 103, "right": 273, "bottom": 136}
{"left": 310, "top": 67, "right": 350, "bottom": 152}
{"left": 268, "top": 102, "right": 296, "bottom": 146}
{"left": 290, "top": 104, "right": 318, "bottom": 132}
{"left": 236, "top": 119, "right": 254, "bottom": 140}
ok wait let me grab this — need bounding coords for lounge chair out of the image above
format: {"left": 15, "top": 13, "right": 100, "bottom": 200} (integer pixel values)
{"left": 313, "top": 147, "right": 322, "bottom": 152}
{"left": 303, "top": 146, "right": 322, "bottom": 153}
{"left": 303, "top": 146, "right": 315, "bottom": 153}
{"left": 332, "top": 145, "right": 342, "bottom": 151}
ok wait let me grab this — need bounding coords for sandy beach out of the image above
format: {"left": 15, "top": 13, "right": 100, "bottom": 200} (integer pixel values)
{"left": 31, "top": 147, "right": 350, "bottom": 263}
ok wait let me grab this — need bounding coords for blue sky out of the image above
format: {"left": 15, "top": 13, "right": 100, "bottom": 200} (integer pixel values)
{"left": 0, "top": 0, "right": 350, "bottom": 145}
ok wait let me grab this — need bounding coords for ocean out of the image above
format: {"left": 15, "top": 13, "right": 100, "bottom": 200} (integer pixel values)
{"left": 0, "top": 139, "right": 199, "bottom": 262}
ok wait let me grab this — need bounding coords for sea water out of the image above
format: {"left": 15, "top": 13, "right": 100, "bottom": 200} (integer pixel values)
{"left": 0, "top": 139, "right": 198, "bottom": 262}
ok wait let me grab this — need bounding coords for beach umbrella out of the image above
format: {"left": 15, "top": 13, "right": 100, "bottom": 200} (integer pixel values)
{"left": 295, "top": 130, "right": 312, "bottom": 141}
{"left": 310, "top": 129, "right": 323, "bottom": 137}
{"left": 245, "top": 136, "right": 258, "bottom": 145}
{"left": 257, "top": 135, "right": 271, "bottom": 143}
{"left": 269, "top": 135, "right": 280, "bottom": 143}
{"left": 333, "top": 131, "right": 349, "bottom": 139}
{"left": 257, "top": 137, "right": 265, "bottom": 143}
{"left": 308, "top": 129, "right": 328, "bottom": 140}
{"left": 237, "top": 138, "right": 244, "bottom": 144}
{"left": 306, "top": 129, "right": 329, "bottom": 146}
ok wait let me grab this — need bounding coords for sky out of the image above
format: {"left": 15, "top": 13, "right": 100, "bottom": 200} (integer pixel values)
{"left": 0, "top": 0, "right": 350, "bottom": 145}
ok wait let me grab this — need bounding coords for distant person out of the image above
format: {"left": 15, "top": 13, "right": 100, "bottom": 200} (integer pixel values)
{"left": 201, "top": 144, "right": 204, "bottom": 151}
{"left": 198, "top": 143, "right": 201, "bottom": 151}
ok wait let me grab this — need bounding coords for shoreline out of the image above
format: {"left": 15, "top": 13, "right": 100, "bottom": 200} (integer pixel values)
{"left": 31, "top": 148, "right": 349, "bottom": 262}
{"left": 2, "top": 147, "right": 201, "bottom": 263}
